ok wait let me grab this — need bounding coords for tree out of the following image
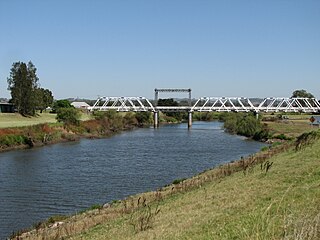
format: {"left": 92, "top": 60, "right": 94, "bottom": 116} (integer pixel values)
{"left": 7, "top": 61, "right": 39, "bottom": 116}
{"left": 52, "top": 99, "right": 73, "bottom": 113}
{"left": 291, "top": 89, "right": 315, "bottom": 98}
{"left": 36, "top": 88, "right": 54, "bottom": 113}
{"left": 157, "top": 98, "right": 186, "bottom": 121}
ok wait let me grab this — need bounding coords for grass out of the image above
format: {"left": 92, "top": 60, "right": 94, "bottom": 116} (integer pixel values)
{"left": 0, "top": 112, "right": 93, "bottom": 128}
{"left": 0, "top": 112, "right": 57, "bottom": 128}
{"left": 17, "top": 131, "right": 320, "bottom": 240}
{"left": 263, "top": 114, "right": 317, "bottom": 138}
{"left": 72, "top": 137, "right": 319, "bottom": 240}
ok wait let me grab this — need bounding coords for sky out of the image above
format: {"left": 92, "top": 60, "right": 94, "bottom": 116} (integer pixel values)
{"left": 0, "top": 0, "right": 319, "bottom": 100}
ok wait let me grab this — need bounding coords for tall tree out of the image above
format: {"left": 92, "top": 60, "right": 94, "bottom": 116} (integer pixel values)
{"left": 291, "top": 89, "right": 315, "bottom": 98}
{"left": 7, "top": 61, "right": 39, "bottom": 116}
{"left": 36, "top": 88, "right": 54, "bottom": 113}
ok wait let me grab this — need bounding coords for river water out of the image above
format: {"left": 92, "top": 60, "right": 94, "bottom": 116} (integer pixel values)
{"left": 0, "top": 121, "right": 266, "bottom": 239}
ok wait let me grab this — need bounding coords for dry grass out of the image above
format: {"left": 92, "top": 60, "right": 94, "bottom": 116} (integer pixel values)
{"left": 263, "top": 116, "right": 317, "bottom": 138}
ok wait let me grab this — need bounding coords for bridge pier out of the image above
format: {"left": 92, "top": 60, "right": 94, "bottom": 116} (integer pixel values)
{"left": 153, "top": 111, "right": 159, "bottom": 128}
{"left": 188, "top": 111, "right": 192, "bottom": 129}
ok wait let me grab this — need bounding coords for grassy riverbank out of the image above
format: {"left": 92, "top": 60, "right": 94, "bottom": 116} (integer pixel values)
{"left": 0, "top": 111, "right": 152, "bottom": 152}
{"left": 15, "top": 129, "right": 320, "bottom": 239}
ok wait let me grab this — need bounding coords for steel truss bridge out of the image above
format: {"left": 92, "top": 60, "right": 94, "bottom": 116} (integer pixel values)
{"left": 89, "top": 88, "right": 320, "bottom": 128}
{"left": 90, "top": 96, "right": 320, "bottom": 113}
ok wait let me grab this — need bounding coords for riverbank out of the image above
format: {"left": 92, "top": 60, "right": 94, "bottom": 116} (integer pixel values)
{"left": 0, "top": 111, "right": 153, "bottom": 153}
{"left": 13, "top": 128, "right": 320, "bottom": 239}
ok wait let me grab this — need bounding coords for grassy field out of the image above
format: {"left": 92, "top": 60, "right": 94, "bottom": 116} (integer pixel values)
{"left": 0, "top": 112, "right": 93, "bottom": 128}
{"left": 263, "top": 114, "right": 318, "bottom": 138}
{"left": 0, "top": 113, "right": 57, "bottom": 128}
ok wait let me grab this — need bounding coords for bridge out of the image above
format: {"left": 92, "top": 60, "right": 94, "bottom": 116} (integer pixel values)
{"left": 89, "top": 88, "right": 320, "bottom": 128}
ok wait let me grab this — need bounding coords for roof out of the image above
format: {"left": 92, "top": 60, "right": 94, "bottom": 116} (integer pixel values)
{"left": 71, "top": 102, "right": 90, "bottom": 108}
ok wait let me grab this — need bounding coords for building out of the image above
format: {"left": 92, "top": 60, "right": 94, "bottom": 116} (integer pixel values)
{"left": 0, "top": 103, "right": 15, "bottom": 113}
{"left": 71, "top": 101, "right": 91, "bottom": 109}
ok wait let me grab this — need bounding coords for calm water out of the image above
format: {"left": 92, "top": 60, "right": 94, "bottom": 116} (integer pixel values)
{"left": 0, "top": 121, "right": 266, "bottom": 239}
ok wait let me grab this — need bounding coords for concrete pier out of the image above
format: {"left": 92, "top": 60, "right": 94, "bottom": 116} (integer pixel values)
{"left": 188, "top": 111, "right": 192, "bottom": 129}
{"left": 154, "top": 111, "right": 159, "bottom": 128}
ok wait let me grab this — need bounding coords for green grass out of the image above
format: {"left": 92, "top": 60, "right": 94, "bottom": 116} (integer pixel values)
{"left": 0, "top": 112, "right": 57, "bottom": 128}
{"left": 0, "top": 112, "right": 93, "bottom": 128}
{"left": 60, "top": 135, "right": 320, "bottom": 240}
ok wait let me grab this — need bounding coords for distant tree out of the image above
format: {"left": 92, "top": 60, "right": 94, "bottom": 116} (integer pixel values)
{"left": 291, "top": 89, "right": 315, "bottom": 98}
{"left": 7, "top": 61, "right": 39, "bottom": 116}
{"left": 157, "top": 98, "right": 186, "bottom": 121}
{"left": 157, "top": 98, "right": 179, "bottom": 107}
{"left": 52, "top": 99, "right": 73, "bottom": 113}
{"left": 36, "top": 88, "right": 54, "bottom": 113}
{"left": 56, "top": 108, "right": 80, "bottom": 125}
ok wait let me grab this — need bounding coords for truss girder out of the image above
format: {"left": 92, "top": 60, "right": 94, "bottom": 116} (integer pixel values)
{"left": 89, "top": 97, "right": 320, "bottom": 113}
{"left": 192, "top": 97, "right": 320, "bottom": 113}
{"left": 89, "top": 97, "right": 155, "bottom": 112}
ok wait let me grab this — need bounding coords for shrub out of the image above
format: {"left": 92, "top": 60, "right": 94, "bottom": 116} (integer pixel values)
{"left": 56, "top": 108, "right": 80, "bottom": 125}
{"left": 135, "top": 112, "right": 152, "bottom": 126}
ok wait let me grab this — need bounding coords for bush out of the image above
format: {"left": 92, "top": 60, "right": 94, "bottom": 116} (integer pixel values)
{"left": 135, "top": 112, "right": 152, "bottom": 126}
{"left": 56, "top": 108, "right": 80, "bottom": 125}
{"left": 223, "top": 112, "right": 269, "bottom": 139}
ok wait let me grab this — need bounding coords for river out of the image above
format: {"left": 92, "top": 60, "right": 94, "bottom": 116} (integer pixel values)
{"left": 0, "top": 121, "right": 267, "bottom": 239}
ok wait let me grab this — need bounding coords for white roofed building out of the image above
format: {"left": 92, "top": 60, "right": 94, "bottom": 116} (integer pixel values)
{"left": 71, "top": 101, "right": 90, "bottom": 109}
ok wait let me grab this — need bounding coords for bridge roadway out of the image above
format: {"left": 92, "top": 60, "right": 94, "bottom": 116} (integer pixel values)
{"left": 89, "top": 96, "right": 320, "bottom": 128}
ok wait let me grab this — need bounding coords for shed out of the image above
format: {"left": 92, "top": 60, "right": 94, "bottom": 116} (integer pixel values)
{"left": 0, "top": 103, "right": 15, "bottom": 113}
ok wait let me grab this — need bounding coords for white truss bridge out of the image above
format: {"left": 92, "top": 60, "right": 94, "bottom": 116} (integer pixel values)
{"left": 90, "top": 96, "right": 320, "bottom": 113}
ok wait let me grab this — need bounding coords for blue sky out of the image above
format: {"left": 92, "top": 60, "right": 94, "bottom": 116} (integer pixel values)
{"left": 0, "top": 0, "right": 319, "bottom": 100}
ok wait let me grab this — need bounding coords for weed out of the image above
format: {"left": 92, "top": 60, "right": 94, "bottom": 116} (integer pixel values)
{"left": 129, "top": 197, "right": 161, "bottom": 233}
{"left": 261, "top": 160, "right": 273, "bottom": 173}
{"left": 295, "top": 131, "right": 320, "bottom": 151}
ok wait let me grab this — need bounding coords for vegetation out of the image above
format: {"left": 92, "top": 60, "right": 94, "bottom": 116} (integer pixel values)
{"left": 193, "top": 112, "right": 220, "bottom": 121}
{"left": 56, "top": 108, "right": 81, "bottom": 126}
{"left": 158, "top": 99, "right": 187, "bottom": 122}
{"left": 291, "top": 89, "right": 315, "bottom": 98}
{"left": 0, "top": 111, "right": 153, "bottom": 151}
{"left": 263, "top": 114, "right": 315, "bottom": 138}
{"left": 7, "top": 61, "right": 53, "bottom": 116}
{"left": 0, "top": 113, "right": 57, "bottom": 128}
{"left": 35, "top": 88, "right": 54, "bottom": 113}
{"left": 52, "top": 99, "right": 73, "bottom": 113}
{"left": 220, "top": 112, "right": 269, "bottom": 140}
